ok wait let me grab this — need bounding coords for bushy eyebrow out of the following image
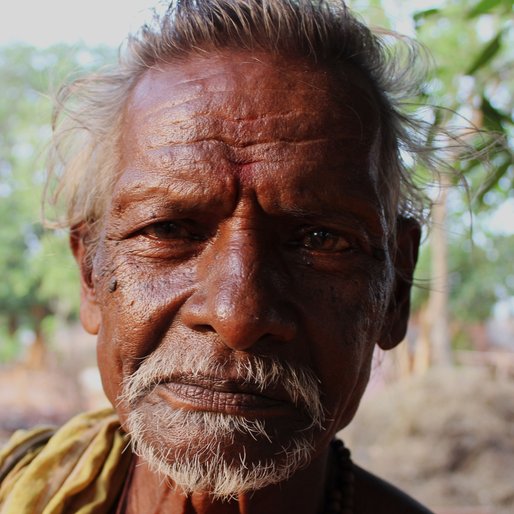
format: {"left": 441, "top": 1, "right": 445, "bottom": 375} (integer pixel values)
{"left": 112, "top": 176, "right": 232, "bottom": 217}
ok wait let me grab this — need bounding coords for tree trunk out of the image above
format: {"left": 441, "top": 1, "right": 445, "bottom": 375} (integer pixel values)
{"left": 26, "top": 331, "right": 46, "bottom": 369}
{"left": 427, "top": 177, "right": 453, "bottom": 366}
{"left": 413, "top": 305, "right": 432, "bottom": 374}
{"left": 7, "top": 313, "right": 18, "bottom": 337}
{"left": 25, "top": 305, "right": 48, "bottom": 369}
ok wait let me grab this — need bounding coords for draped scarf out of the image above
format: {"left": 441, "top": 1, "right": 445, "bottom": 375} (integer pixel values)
{"left": 0, "top": 409, "right": 131, "bottom": 514}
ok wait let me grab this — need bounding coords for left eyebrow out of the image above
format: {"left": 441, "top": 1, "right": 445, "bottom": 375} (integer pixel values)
{"left": 268, "top": 204, "right": 385, "bottom": 239}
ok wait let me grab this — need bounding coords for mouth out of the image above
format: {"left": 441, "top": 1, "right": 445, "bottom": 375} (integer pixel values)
{"left": 154, "top": 376, "right": 299, "bottom": 418}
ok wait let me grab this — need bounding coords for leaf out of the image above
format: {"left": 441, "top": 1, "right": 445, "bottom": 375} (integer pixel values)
{"left": 466, "top": 31, "right": 504, "bottom": 75}
{"left": 413, "top": 8, "right": 440, "bottom": 22}
{"left": 474, "top": 158, "right": 512, "bottom": 204}
{"left": 467, "top": 0, "right": 503, "bottom": 18}
{"left": 481, "top": 96, "right": 512, "bottom": 133}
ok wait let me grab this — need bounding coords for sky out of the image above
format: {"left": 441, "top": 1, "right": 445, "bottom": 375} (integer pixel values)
{"left": 0, "top": 0, "right": 443, "bottom": 48}
{"left": 0, "top": 0, "right": 158, "bottom": 48}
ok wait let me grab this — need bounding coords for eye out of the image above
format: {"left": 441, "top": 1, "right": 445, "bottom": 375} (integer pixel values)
{"left": 295, "top": 229, "right": 352, "bottom": 253}
{"left": 140, "top": 221, "right": 205, "bottom": 242}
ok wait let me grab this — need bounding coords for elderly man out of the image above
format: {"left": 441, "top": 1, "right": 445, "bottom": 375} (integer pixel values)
{"left": 0, "top": 1, "right": 433, "bottom": 512}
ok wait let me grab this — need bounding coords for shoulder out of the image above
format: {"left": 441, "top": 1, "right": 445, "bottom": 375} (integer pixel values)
{"left": 353, "top": 464, "right": 434, "bottom": 514}
{"left": 0, "top": 426, "right": 55, "bottom": 484}
{"left": 0, "top": 409, "right": 129, "bottom": 512}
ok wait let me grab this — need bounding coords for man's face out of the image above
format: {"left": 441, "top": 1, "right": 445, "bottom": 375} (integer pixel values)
{"left": 75, "top": 52, "right": 417, "bottom": 495}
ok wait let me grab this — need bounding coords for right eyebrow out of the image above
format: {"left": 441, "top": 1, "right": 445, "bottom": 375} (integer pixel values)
{"left": 110, "top": 177, "right": 235, "bottom": 219}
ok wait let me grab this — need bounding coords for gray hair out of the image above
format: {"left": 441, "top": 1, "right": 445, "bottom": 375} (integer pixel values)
{"left": 46, "top": 0, "right": 446, "bottom": 250}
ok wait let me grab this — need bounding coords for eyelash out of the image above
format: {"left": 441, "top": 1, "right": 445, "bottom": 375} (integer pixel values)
{"left": 137, "top": 220, "right": 355, "bottom": 255}
{"left": 138, "top": 221, "right": 207, "bottom": 242}
{"left": 290, "top": 228, "right": 355, "bottom": 254}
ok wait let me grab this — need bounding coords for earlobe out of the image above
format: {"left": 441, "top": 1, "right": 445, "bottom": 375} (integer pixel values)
{"left": 70, "top": 225, "right": 101, "bottom": 335}
{"left": 378, "top": 217, "right": 421, "bottom": 350}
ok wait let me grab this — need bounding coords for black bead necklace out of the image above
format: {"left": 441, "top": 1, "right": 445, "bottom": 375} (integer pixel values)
{"left": 325, "top": 439, "right": 354, "bottom": 514}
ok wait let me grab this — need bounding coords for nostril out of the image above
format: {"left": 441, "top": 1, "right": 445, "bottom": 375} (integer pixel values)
{"left": 194, "top": 324, "right": 215, "bottom": 334}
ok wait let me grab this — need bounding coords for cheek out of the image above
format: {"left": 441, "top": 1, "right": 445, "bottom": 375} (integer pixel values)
{"left": 298, "top": 264, "right": 391, "bottom": 429}
{"left": 300, "top": 262, "right": 391, "bottom": 347}
{"left": 93, "top": 248, "right": 196, "bottom": 404}
{"left": 318, "top": 338, "right": 374, "bottom": 431}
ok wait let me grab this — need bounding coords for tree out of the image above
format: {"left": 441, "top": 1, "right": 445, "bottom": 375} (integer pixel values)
{"left": 413, "top": 0, "right": 513, "bottom": 366}
{"left": 0, "top": 43, "right": 115, "bottom": 364}
{"left": 353, "top": 0, "right": 513, "bottom": 369}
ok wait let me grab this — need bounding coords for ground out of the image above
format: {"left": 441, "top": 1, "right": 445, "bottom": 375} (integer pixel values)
{"left": 342, "top": 367, "right": 514, "bottom": 514}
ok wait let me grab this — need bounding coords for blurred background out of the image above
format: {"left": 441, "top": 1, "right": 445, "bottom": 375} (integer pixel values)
{"left": 0, "top": 0, "right": 512, "bottom": 512}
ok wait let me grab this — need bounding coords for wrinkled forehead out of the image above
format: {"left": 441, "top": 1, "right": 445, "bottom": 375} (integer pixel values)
{"left": 123, "top": 51, "right": 381, "bottom": 158}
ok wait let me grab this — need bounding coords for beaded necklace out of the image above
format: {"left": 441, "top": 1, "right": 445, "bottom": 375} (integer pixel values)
{"left": 325, "top": 439, "right": 354, "bottom": 514}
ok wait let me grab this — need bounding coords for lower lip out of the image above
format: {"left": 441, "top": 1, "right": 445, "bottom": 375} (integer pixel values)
{"left": 156, "top": 382, "right": 297, "bottom": 418}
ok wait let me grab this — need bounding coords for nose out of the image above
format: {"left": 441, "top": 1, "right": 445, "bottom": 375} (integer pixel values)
{"left": 181, "top": 229, "right": 298, "bottom": 351}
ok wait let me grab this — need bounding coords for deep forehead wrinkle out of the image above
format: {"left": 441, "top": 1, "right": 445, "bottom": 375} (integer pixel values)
{"left": 143, "top": 124, "right": 367, "bottom": 150}
{"left": 130, "top": 77, "right": 375, "bottom": 152}
{"left": 120, "top": 53, "right": 384, "bottom": 211}
{"left": 139, "top": 136, "right": 374, "bottom": 181}
{"left": 133, "top": 102, "right": 372, "bottom": 152}
{"left": 134, "top": 88, "right": 346, "bottom": 119}
{"left": 134, "top": 86, "right": 361, "bottom": 125}
{"left": 124, "top": 53, "right": 380, "bottom": 159}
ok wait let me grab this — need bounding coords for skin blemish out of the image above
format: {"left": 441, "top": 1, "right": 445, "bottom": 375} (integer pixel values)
{"left": 109, "top": 278, "right": 118, "bottom": 293}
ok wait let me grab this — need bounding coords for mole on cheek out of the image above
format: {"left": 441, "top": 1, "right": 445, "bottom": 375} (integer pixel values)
{"left": 109, "top": 278, "right": 118, "bottom": 293}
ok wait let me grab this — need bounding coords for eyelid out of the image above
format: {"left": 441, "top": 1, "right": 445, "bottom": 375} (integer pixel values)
{"left": 290, "top": 224, "right": 378, "bottom": 257}
{"left": 297, "top": 225, "right": 355, "bottom": 242}
{"left": 288, "top": 226, "right": 348, "bottom": 248}
{"left": 127, "top": 218, "right": 205, "bottom": 241}
{"left": 140, "top": 221, "right": 183, "bottom": 238}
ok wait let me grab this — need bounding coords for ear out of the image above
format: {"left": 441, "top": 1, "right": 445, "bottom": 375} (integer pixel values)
{"left": 378, "top": 217, "right": 421, "bottom": 350}
{"left": 70, "top": 225, "right": 101, "bottom": 335}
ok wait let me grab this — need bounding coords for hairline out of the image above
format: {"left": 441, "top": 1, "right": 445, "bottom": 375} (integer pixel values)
{"left": 47, "top": 1, "right": 432, "bottom": 261}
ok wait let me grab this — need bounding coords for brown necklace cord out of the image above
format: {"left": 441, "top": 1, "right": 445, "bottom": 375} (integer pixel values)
{"left": 325, "top": 439, "right": 354, "bottom": 514}
{"left": 114, "top": 457, "right": 135, "bottom": 514}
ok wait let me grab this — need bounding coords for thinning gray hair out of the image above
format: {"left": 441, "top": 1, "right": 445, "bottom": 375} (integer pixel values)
{"left": 46, "top": 0, "right": 452, "bottom": 252}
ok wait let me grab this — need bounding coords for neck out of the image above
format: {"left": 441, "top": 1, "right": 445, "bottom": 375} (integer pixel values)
{"left": 124, "top": 448, "right": 330, "bottom": 514}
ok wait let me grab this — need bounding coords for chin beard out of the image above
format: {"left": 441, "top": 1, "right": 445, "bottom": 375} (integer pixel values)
{"left": 126, "top": 407, "right": 317, "bottom": 498}
{"left": 119, "top": 352, "right": 325, "bottom": 499}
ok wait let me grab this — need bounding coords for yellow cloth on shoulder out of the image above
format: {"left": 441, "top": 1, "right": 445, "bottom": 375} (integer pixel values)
{"left": 0, "top": 409, "right": 132, "bottom": 514}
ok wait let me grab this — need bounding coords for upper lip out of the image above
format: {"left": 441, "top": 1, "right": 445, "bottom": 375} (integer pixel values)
{"left": 162, "top": 373, "right": 293, "bottom": 405}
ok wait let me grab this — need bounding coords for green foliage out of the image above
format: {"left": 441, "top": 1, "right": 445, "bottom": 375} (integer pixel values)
{"left": 410, "top": 0, "right": 513, "bottom": 325}
{"left": 0, "top": 329, "right": 21, "bottom": 362}
{"left": 0, "top": 43, "right": 115, "bottom": 359}
{"left": 412, "top": 232, "right": 514, "bottom": 323}
{"left": 413, "top": 9, "right": 441, "bottom": 24}
{"left": 467, "top": 0, "right": 513, "bottom": 18}
{"left": 466, "top": 30, "right": 504, "bottom": 75}
{"left": 417, "top": 0, "right": 513, "bottom": 204}
{"left": 357, "top": 0, "right": 513, "bottom": 203}
{"left": 448, "top": 234, "right": 514, "bottom": 322}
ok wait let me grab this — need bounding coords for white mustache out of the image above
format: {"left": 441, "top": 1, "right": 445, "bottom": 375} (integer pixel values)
{"left": 119, "top": 350, "right": 325, "bottom": 430}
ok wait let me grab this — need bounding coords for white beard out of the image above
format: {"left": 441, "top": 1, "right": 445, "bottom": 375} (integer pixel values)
{"left": 119, "top": 351, "right": 325, "bottom": 499}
